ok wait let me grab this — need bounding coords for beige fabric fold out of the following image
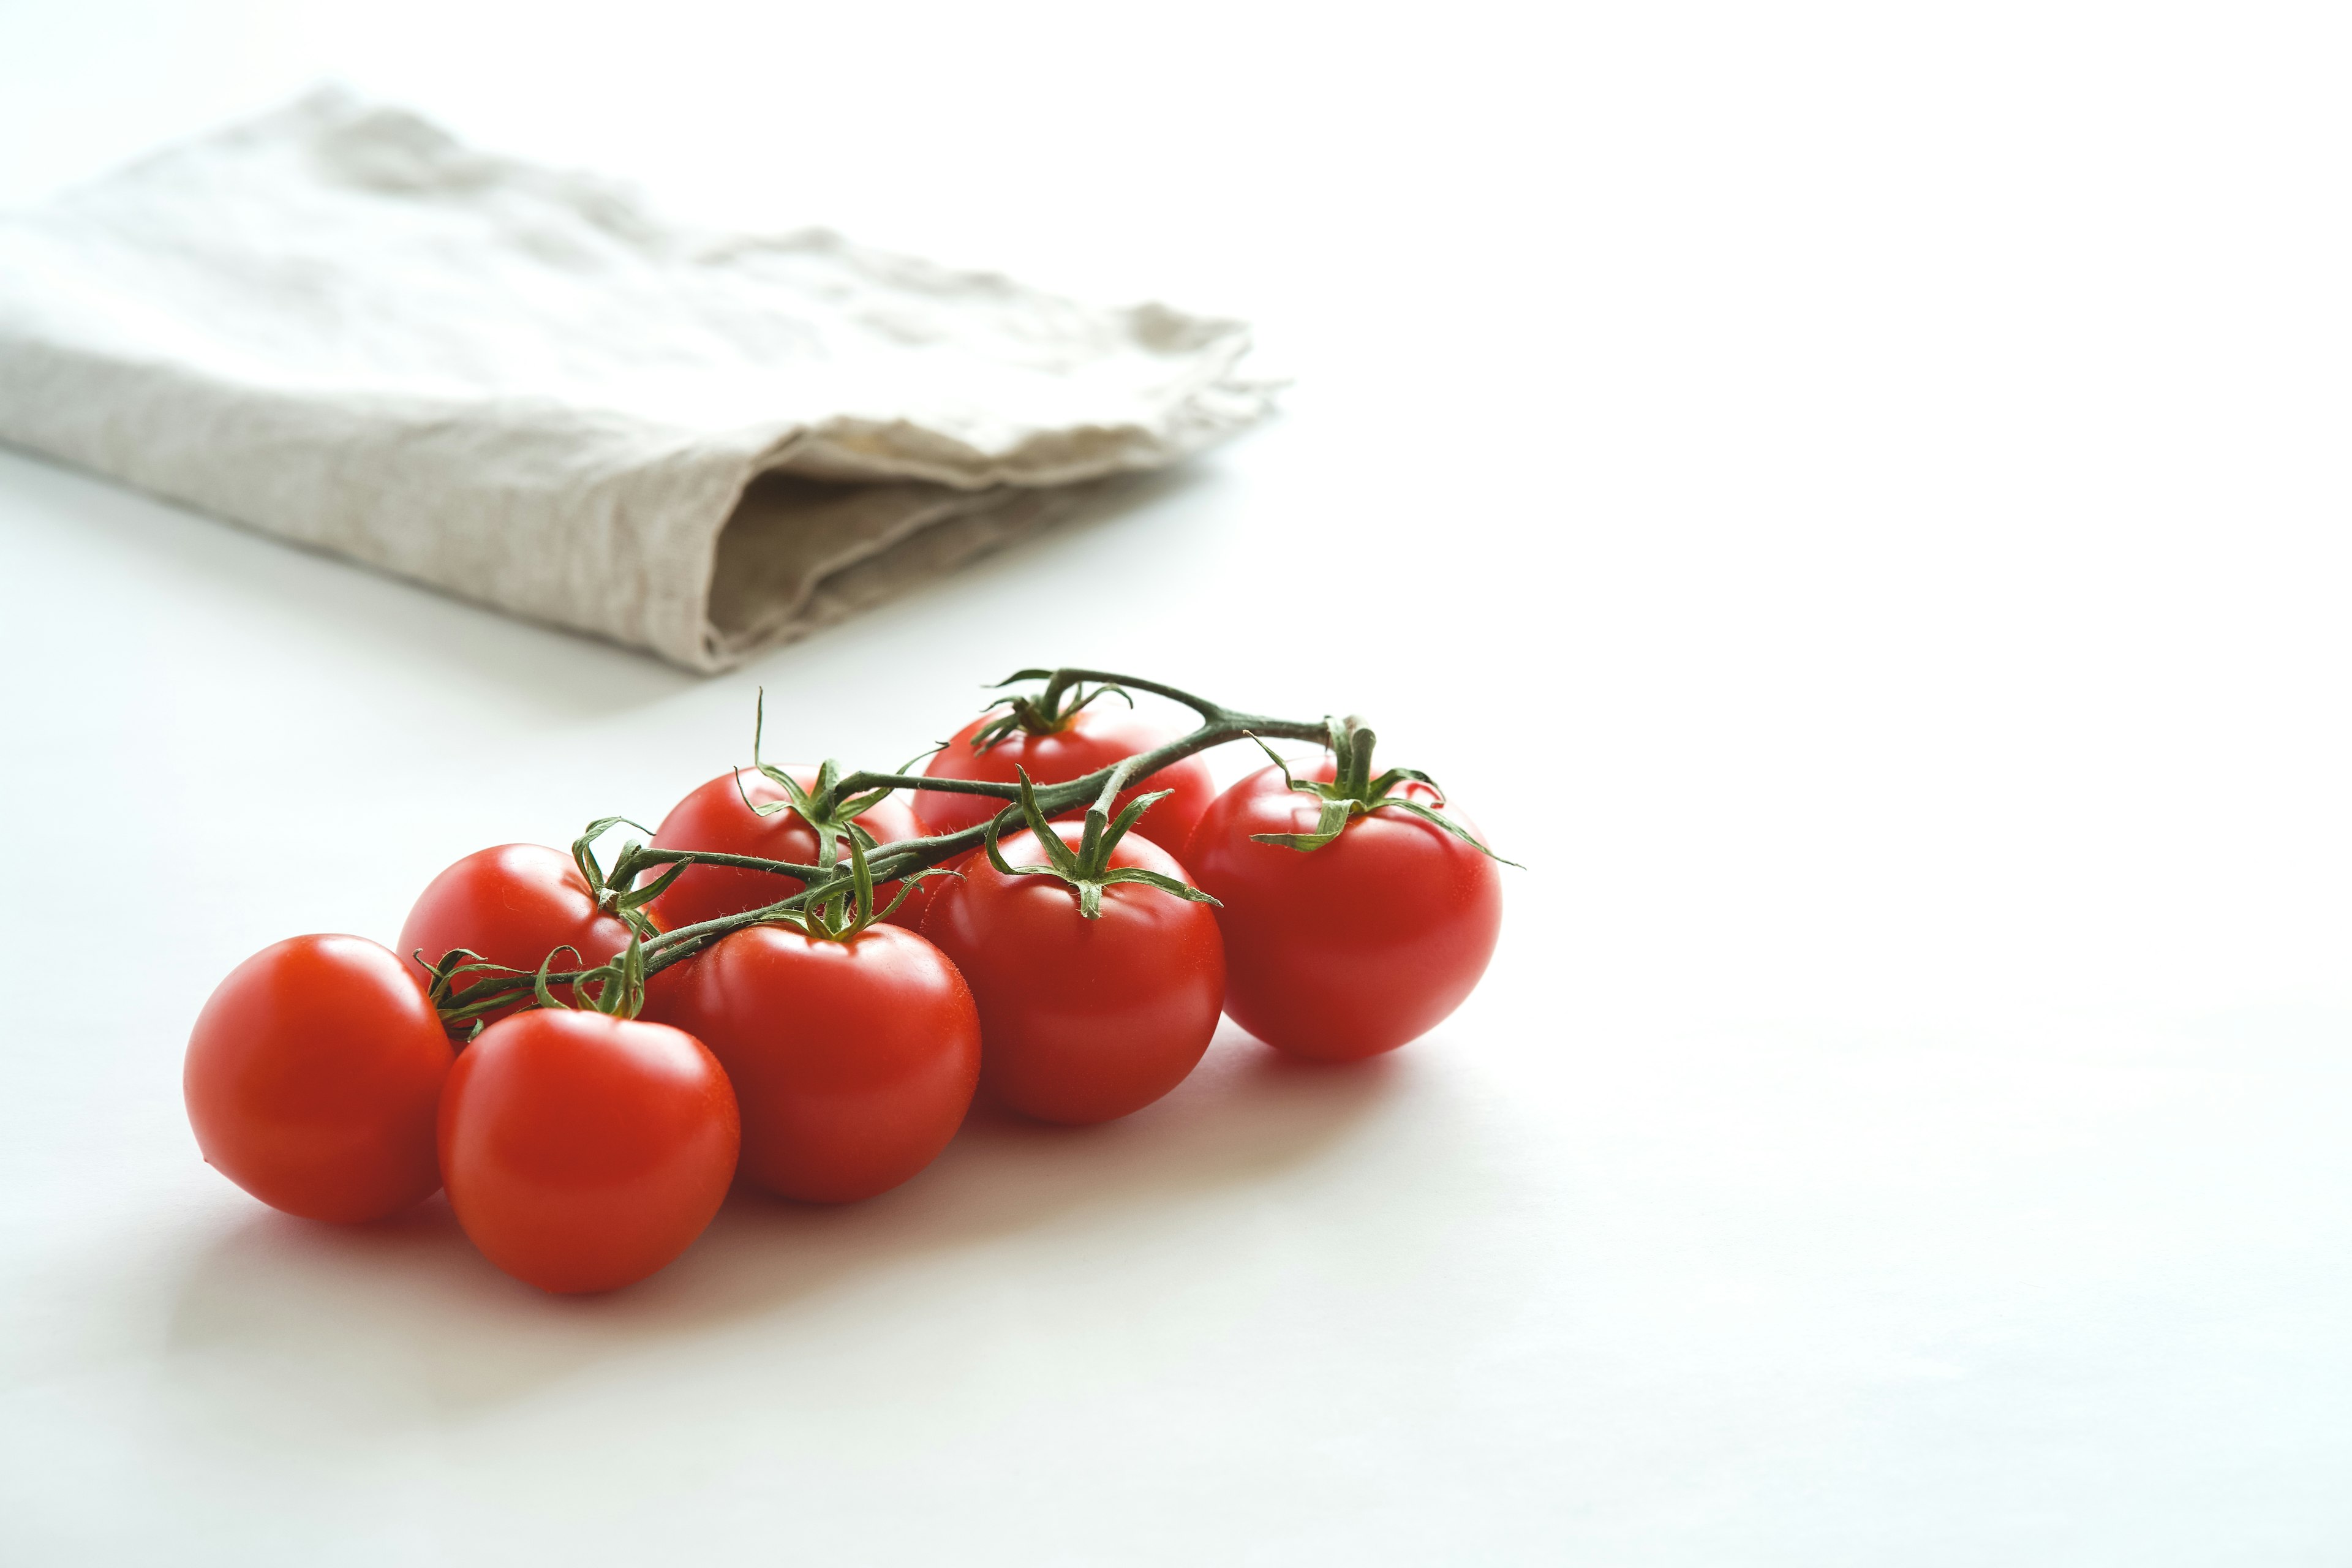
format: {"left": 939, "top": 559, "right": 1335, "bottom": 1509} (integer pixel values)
{"left": 0, "top": 89, "right": 1275, "bottom": 669}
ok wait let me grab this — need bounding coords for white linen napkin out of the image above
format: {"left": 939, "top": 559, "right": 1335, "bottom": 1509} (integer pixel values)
{"left": 0, "top": 89, "right": 1274, "bottom": 669}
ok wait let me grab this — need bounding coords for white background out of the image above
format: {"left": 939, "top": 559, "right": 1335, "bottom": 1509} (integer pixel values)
{"left": 5, "top": 2, "right": 2351, "bottom": 1562}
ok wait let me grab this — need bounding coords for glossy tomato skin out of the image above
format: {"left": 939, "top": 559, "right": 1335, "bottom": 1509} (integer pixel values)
{"left": 912, "top": 710, "right": 1215, "bottom": 854}
{"left": 665, "top": 923, "right": 979, "bottom": 1203}
{"left": 184, "top": 935, "right": 454, "bottom": 1223}
{"left": 646, "top": 767, "right": 929, "bottom": 932}
{"left": 438, "top": 1009, "right": 739, "bottom": 1294}
{"left": 1183, "top": 762, "right": 1502, "bottom": 1061}
{"left": 922, "top": 825, "right": 1226, "bottom": 1125}
{"left": 397, "top": 843, "right": 681, "bottom": 1022}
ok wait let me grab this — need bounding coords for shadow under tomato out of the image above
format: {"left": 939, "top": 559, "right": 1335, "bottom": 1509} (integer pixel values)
{"left": 157, "top": 1022, "right": 1408, "bottom": 1431}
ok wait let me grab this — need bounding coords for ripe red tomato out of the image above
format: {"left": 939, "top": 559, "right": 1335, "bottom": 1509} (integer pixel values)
{"left": 922, "top": 824, "right": 1225, "bottom": 1125}
{"left": 1183, "top": 761, "right": 1502, "bottom": 1060}
{"left": 184, "top": 935, "right": 454, "bottom": 1223}
{"left": 663, "top": 922, "right": 980, "bottom": 1202}
{"left": 438, "top": 1009, "right": 739, "bottom": 1294}
{"left": 645, "top": 766, "right": 932, "bottom": 932}
{"left": 913, "top": 709, "right": 1214, "bottom": 853}
{"left": 398, "top": 843, "right": 674, "bottom": 1022}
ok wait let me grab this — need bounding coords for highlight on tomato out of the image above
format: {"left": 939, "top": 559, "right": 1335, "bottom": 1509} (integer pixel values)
{"left": 183, "top": 934, "right": 454, "bottom": 1223}
{"left": 1183, "top": 722, "right": 1509, "bottom": 1061}
{"left": 924, "top": 772, "right": 1225, "bottom": 1125}
{"left": 660, "top": 836, "right": 980, "bottom": 1202}
{"left": 913, "top": 677, "right": 1215, "bottom": 854}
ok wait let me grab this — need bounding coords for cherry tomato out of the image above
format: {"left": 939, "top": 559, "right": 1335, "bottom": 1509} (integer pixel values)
{"left": 1183, "top": 761, "right": 1502, "bottom": 1061}
{"left": 438, "top": 1009, "right": 739, "bottom": 1294}
{"left": 646, "top": 767, "right": 932, "bottom": 932}
{"left": 665, "top": 922, "right": 979, "bottom": 1203}
{"left": 922, "top": 824, "right": 1225, "bottom": 1125}
{"left": 398, "top": 843, "right": 677, "bottom": 1022}
{"left": 913, "top": 709, "right": 1215, "bottom": 853}
{"left": 184, "top": 935, "right": 454, "bottom": 1223}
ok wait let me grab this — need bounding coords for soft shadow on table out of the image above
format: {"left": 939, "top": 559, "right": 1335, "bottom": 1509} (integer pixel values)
{"left": 2, "top": 443, "right": 1210, "bottom": 709}
{"left": 160, "top": 1026, "right": 1401, "bottom": 1432}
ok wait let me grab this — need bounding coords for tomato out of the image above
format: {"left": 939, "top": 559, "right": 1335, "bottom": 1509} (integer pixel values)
{"left": 663, "top": 922, "right": 979, "bottom": 1202}
{"left": 398, "top": 843, "right": 679, "bottom": 1022}
{"left": 645, "top": 766, "right": 932, "bottom": 932}
{"left": 922, "top": 823, "right": 1225, "bottom": 1125}
{"left": 183, "top": 935, "right": 454, "bottom": 1223}
{"left": 437, "top": 1009, "right": 739, "bottom": 1294}
{"left": 1183, "top": 760, "right": 1502, "bottom": 1060}
{"left": 913, "top": 708, "right": 1215, "bottom": 853}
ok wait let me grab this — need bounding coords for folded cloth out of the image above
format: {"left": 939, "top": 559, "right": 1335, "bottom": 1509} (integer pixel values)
{"left": 0, "top": 89, "right": 1274, "bottom": 669}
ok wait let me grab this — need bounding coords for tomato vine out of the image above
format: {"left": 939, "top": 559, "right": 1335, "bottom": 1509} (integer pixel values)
{"left": 425, "top": 666, "right": 1506, "bottom": 1029}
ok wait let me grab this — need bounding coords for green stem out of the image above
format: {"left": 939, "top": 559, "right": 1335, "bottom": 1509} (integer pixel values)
{"left": 614, "top": 848, "right": 832, "bottom": 881}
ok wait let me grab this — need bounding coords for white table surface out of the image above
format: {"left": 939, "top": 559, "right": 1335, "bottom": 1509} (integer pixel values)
{"left": 6, "top": 4, "right": 2352, "bottom": 1562}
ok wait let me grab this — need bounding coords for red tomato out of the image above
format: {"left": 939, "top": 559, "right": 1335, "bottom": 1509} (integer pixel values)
{"left": 398, "top": 843, "right": 678, "bottom": 1022}
{"left": 438, "top": 1009, "right": 739, "bottom": 1294}
{"left": 665, "top": 922, "right": 979, "bottom": 1202}
{"left": 1183, "top": 761, "right": 1502, "bottom": 1061}
{"left": 645, "top": 767, "right": 931, "bottom": 932}
{"left": 184, "top": 935, "right": 454, "bottom": 1223}
{"left": 913, "top": 709, "right": 1214, "bottom": 853}
{"left": 922, "top": 824, "right": 1225, "bottom": 1125}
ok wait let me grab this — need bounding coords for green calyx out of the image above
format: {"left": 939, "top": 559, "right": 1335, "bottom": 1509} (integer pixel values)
{"left": 420, "top": 934, "right": 650, "bottom": 1041}
{"left": 738, "top": 688, "right": 928, "bottom": 864}
{"left": 571, "top": 815, "right": 676, "bottom": 940}
{"left": 983, "top": 766, "right": 1220, "bottom": 921}
{"left": 420, "top": 945, "right": 520, "bottom": 1038}
{"left": 761, "top": 827, "right": 951, "bottom": 941}
{"left": 1248, "top": 717, "right": 1522, "bottom": 865}
{"left": 967, "top": 669, "right": 1134, "bottom": 752}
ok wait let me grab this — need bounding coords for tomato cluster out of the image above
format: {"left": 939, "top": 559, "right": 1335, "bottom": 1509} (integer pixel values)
{"left": 182, "top": 673, "right": 1507, "bottom": 1295}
